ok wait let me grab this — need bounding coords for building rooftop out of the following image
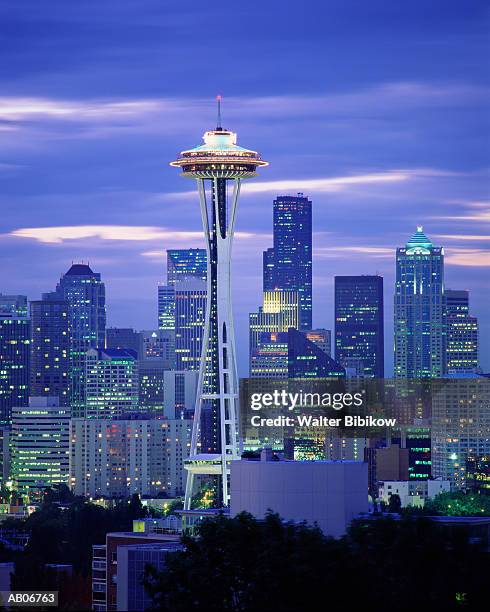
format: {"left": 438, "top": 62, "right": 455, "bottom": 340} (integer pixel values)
{"left": 65, "top": 263, "right": 94, "bottom": 276}
{"left": 87, "top": 348, "right": 137, "bottom": 360}
{"left": 405, "top": 226, "right": 433, "bottom": 252}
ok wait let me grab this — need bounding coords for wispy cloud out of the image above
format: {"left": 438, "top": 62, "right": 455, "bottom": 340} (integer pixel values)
{"left": 244, "top": 172, "right": 410, "bottom": 194}
{"left": 445, "top": 249, "right": 490, "bottom": 267}
{"left": 0, "top": 81, "right": 487, "bottom": 140}
{"left": 315, "top": 246, "right": 393, "bottom": 258}
{"left": 0, "top": 98, "right": 167, "bottom": 123}
{"left": 7, "top": 225, "right": 263, "bottom": 245}
{"left": 435, "top": 210, "right": 490, "bottom": 223}
{"left": 434, "top": 234, "right": 490, "bottom": 242}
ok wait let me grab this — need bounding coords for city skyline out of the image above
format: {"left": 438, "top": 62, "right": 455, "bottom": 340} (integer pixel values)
{"left": 0, "top": 1, "right": 488, "bottom": 376}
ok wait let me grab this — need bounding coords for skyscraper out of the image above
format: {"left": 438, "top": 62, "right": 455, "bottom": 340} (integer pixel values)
{"left": 394, "top": 227, "right": 445, "bottom": 378}
{"left": 106, "top": 327, "right": 144, "bottom": 359}
{"left": 445, "top": 290, "right": 479, "bottom": 374}
{"left": 250, "top": 332, "right": 289, "bottom": 379}
{"left": 167, "top": 249, "right": 207, "bottom": 285}
{"left": 263, "top": 194, "right": 312, "bottom": 330}
{"left": 70, "top": 417, "right": 191, "bottom": 498}
{"left": 170, "top": 103, "right": 268, "bottom": 507}
{"left": 432, "top": 377, "right": 490, "bottom": 490}
{"left": 250, "top": 329, "right": 341, "bottom": 379}
{"left": 288, "top": 328, "right": 345, "bottom": 379}
{"left": 158, "top": 284, "right": 175, "bottom": 331}
{"left": 158, "top": 250, "right": 207, "bottom": 333}
{"left": 174, "top": 279, "right": 207, "bottom": 371}
{"left": 305, "top": 329, "right": 332, "bottom": 357}
{"left": 85, "top": 348, "right": 138, "bottom": 419}
{"left": 141, "top": 329, "right": 174, "bottom": 365}
{"left": 0, "top": 294, "right": 28, "bottom": 318}
{"left": 249, "top": 290, "right": 299, "bottom": 365}
{"left": 55, "top": 263, "right": 106, "bottom": 416}
{"left": 138, "top": 357, "right": 167, "bottom": 416}
{"left": 10, "top": 396, "right": 70, "bottom": 498}
{"left": 30, "top": 295, "right": 70, "bottom": 405}
{"left": 0, "top": 295, "right": 30, "bottom": 423}
{"left": 335, "top": 275, "right": 384, "bottom": 378}
{"left": 163, "top": 370, "right": 199, "bottom": 419}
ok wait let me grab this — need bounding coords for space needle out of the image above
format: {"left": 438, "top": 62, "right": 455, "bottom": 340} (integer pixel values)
{"left": 171, "top": 98, "right": 268, "bottom": 508}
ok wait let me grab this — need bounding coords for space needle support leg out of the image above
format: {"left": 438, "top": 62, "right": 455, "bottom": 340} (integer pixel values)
{"left": 183, "top": 177, "right": 212, "bottom": 511}
{"left": 214, "top": 177, "right": 242, "bottom": 505}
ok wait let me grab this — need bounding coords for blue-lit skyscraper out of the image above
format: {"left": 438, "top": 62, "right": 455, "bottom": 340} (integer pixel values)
{"left": 445, "top": 289, "right": 478, "bottom": 374}
{"left": 335, "top": 275, "right": 384, "bottom": 378}
{"left": 0, "top": 295, "right": 30, "bottom": 423}
{"left": 174, "top": 279, "right": 207, "bottom": 371}
{"left": 158, "top": 285, "right": 176, "bottom": 331}
{"left": 167, "top": 249, "right": 207, "bottom": 285}
{"left": 288, "top": 328, "right": 345, "bottom": 379}
{"left": 30, "top": 294, "right": 70, "bottom": 405}
{"left": 55, "top": 263, "right": 106, "bottom": 417}
{"left": 394, "top": 227, "right": 445, "bottom": 378}
{"left": 263, "top": 194, "right": 312, "bottom": 330}
{"left": 158, "top": 249, "right": 206, "bottom": 332}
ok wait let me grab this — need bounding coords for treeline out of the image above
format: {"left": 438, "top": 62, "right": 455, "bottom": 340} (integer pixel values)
{"left": 144, "top": 512, "right": 488, "bottom": 611}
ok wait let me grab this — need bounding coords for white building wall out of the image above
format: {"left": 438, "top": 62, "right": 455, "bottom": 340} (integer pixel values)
{"left": 70, "top": 418, "right": 191, "bottom": 498}
{"left": 230, "top": 460, "right": 368, "bottom": 537}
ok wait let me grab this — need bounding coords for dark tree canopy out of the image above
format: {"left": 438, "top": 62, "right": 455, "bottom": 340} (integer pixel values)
{"left": 144, "top": 512, "right": 488, "bottom": 612}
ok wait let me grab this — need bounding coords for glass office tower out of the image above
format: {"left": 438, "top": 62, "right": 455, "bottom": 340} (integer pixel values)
{"left": 335, "top": 275, "right": 384, "bottom": 378}
{"left": 263, "top": 194, "right": 312, "bottom": 330}
{"left": 394, "top": 227, "right": 445, "bottom": 378}
{"left": 55, "top": 263, "right": 106, "bottom": 416}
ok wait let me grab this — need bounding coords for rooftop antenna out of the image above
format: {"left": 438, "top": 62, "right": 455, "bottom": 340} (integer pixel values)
{"left": 216, "top": 95, "right": 222, "bottom": 130}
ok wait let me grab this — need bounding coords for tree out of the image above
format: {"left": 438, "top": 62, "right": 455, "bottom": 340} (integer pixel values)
{"left": 424, "top": 491, "right": 490, "bottom": 516}
{"left": 387, "top": 493, "right": 402, "bottom": 513}
{"left": 144, "top": 513, "right": 487, "bottom": 611}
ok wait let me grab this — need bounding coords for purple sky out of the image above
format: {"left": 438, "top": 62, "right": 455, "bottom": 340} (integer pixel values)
{"left": 0, "top": 1, "right": 488, "bottom": 375}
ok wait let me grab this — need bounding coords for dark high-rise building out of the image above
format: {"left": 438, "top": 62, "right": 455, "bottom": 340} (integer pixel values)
{"left": 138, "top": 358, "right": 167, "bottom": 416}
{"left": 157, "top": 250, "right": 206, "bottom": 341}
{"left": 394, "top": 227, "right": 445, "bottom": 378}
{"left": 167, "top": 249, "right": 207, "bottom": 286}
{"left": 445, "top": 290, "right": 478, "bottom": 374}
{"left": 0, "top": 295, "right": 30, "bottom": 423}
{"left": 390, "top": 424, "right": 432, "bottom": 481}
{"left": 288, "top": 328, "right": 345, "bottom": 379}
{"left": 55, "top": 264, "right": 106, "bottom": 417}
{"left": 306, "top": 329, "right": 332, "bottom": 357}
{"left": 107, "top": 327, "right": 144, "bottom": 359}
{"left": 141, "top": 329, "right": 175, "bottom": 367}
{"left": 30, "top": 294, "right": 70, "bottom": 405}
{"left": 174, "top": 280, "right": 207, "bottom": 371}
{"left": 263, "top": 194, "right": 312, "bottom": 330}
{"left": 0, "top": 294, "right": 28, "bottom": 318}
{"left": 158, "top": 284, "right": 175, "bottom": 331}
{"left": 335, "top": 276, "right": 384, "bottom": 378}
{"left": 249, "top": 290, "right": 299, "bottom": 365}
{"left": 250, "top": 331, "right": 289, "bottom": 379}
{"left": 250, "top": 328, "right": 341, "bottom": 379}
{"left": 85, "top": 348, "right": 138, "bottom": 419}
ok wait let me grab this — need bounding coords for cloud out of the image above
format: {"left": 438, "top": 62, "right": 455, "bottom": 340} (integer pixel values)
{"left": 7, "top": 225, "right": 263, "bottom": 245}
{"left": 0, "top": 81, "right": 487, "bottom": 140}
{"left": 434, "top": 234, "right": 490, "bottom": 242}
{"left": 315, "top": 246, "right": 393, "bottom": 258}
{"left": 435, "top": 210, "right": 490, "bottom": 223}
{"left": 0, "top": 98, "right": 167, "bottom": 123}
{"left": 244, "top": 172, "right": 411, "bottom": 194}
{"left": 445, "top": 249, "right": 490, "bottom": 267}
{"left": 168, "top": 171, "right": 414, "bottom": 200}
